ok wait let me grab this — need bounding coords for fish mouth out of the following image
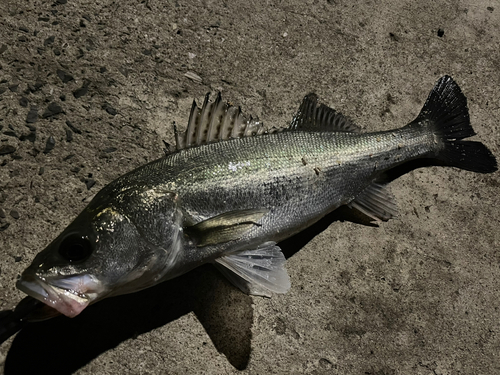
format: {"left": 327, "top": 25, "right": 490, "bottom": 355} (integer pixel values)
{"left": 16, "top": 273, "right": 103, "bottom": 318}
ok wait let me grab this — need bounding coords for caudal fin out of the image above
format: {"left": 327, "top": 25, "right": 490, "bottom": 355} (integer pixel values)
{"left": 416, "top": 76, "right": 497, "bottom": 173}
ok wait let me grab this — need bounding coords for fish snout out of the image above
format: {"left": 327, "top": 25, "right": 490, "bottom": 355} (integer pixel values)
{"left": 16, "top": 272, "right": 103, "bottom": 318}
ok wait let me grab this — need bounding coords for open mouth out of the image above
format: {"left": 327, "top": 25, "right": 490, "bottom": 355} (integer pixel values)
{"left": 16, "top": 273, "right": 101, "bottom": 318}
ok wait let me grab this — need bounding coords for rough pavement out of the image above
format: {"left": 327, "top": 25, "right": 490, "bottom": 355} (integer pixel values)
{"left": 0, "top": 0, "right": 499, "bottom": 374}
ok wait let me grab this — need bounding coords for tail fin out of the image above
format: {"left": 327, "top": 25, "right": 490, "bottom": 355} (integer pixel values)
{"left": 415, "top": 76, "right": 497, "bottom": 173}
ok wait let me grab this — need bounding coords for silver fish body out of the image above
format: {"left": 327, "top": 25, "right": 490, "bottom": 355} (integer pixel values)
{"left": 17, "top": 76, "right": 497, "bottom": 318}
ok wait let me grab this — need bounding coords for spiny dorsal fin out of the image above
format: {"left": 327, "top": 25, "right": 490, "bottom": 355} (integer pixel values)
{"left": 174, "top": 93, "right": 267, "bottom": 151}
{"left": 290, "top": 93, "right": 361, "bottom": 132}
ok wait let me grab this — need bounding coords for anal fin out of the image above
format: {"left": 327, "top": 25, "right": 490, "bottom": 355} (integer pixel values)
{"left": 214, "top": 242, "right": 291, "bottom": 297}
{"left": 347, "top": 182, "right": 398, "bottom": 222}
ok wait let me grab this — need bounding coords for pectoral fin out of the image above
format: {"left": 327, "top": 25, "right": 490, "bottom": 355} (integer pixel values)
{"left": 185, "top": 208, "right": 269, "bottom": 247}
{"left": 214, "top": 242, "right": 291, "bottom": 297}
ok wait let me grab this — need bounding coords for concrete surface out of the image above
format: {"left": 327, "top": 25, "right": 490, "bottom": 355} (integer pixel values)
{"left": 0, "top": 0, "right": 499, "bottom": 374}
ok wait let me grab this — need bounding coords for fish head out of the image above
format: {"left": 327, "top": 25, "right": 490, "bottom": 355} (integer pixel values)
{"left": 17, "top": 205, "right": 166, "bottom": 318}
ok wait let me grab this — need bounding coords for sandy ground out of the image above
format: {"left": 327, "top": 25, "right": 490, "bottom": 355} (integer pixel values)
{"left": 1, "top": 0, "right": 499, "bottom": 374}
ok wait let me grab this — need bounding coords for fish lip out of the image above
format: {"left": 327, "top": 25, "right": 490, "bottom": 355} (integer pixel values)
{"left": 16, "top": 273, "right": 96, "bottom": 318}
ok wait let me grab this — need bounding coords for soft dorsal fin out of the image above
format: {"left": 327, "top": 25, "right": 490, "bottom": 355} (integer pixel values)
{"left": 174, "top": 93, "right": 267, "bottom": 151}
{"left": 290, "top": 93, "right": 361, "bottom": 132}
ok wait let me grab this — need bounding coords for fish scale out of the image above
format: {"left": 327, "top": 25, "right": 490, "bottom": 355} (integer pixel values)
{"left": 169, "top": 128, "right": 430, "bottom": 224}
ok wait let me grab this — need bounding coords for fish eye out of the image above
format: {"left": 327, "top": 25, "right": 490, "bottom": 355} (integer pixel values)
{"left": 59, "top": 235, "right": 93, "bottom": 262}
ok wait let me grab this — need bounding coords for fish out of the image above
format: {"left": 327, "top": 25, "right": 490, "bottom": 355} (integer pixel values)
{"left": 16, "top": 76, "right": 497, "bottom": 319}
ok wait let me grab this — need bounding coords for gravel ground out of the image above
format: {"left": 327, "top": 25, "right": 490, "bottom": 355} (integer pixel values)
{"left": 0, "top": 0, "right": 499, "bottom": 374}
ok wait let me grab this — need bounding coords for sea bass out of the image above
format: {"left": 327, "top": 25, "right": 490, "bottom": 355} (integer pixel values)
{"left": 17, "top": 76, "right": 497, "bottom": 318}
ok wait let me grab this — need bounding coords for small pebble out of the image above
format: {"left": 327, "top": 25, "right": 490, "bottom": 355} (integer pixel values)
{"left": 19, "top": 97, "right": 29, "bottom": 107}
{"left": 0, "top": 145, "right": 16, "bottom": 155}
{"left": 66, "top": 120, "right": 82, "bottom": 134}
{"left": 4, "top": 130, "right": 18, "bottom": 138}
{"left": 10, "top": 210, "right": 19, "bottom": 219}
{"left": 184, "top": 71, "right": 202, "bottom": 83}
{"left": 42, "top": 102, "right": 63, "bottom": 118}
{"left": 56, "top": 69, "right": 74, "bottom": 83}
{"left": 0, "top": 222, "right": 10, "bottom": 231}
{"left": 20, "top": 131, "right": 36, "bottom": 142}
{"left": 102, "top": 103, "right": 117, "bottom": 116}
{"left": 48, "top": 102, "right": 63, "bottom": 114}
{"left": 44, "top": 36, "right": 55, "bottom": 46}
{"left": 66, "top": 128, "right": 73, "bottom": 142}
{"left": 38, "top": 166, "right": 45, "bottom": 175}
{"left": 73, "top": 80, "right": 89, "bottom": 98}
{"left": 29, "top": 80, "right": 44, "bottom": 93}
{"left": 43, "top": 136, "right": 56, "bottom": 154}
{"left": 0, "top": 208, "right": 5, "bottom": 218}
{"left": 85, "top": 179, "right": 96, "bottom": 190}
{"left": 26, "top": 106, "right": 38, "bottom": 123}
